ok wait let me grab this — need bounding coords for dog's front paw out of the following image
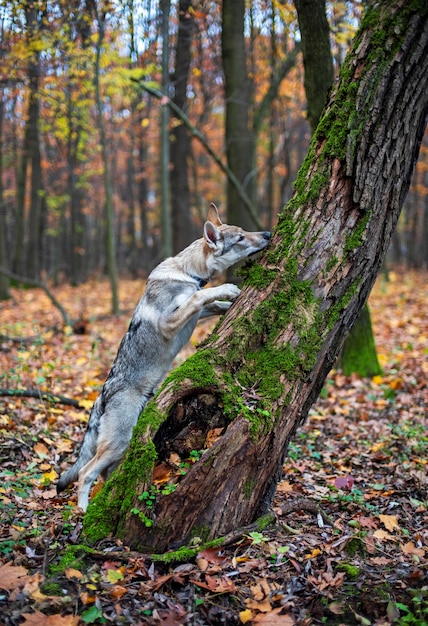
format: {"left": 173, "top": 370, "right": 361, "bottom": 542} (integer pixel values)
{"left": 221, "top": 283, "right": 241, "bottom": 301}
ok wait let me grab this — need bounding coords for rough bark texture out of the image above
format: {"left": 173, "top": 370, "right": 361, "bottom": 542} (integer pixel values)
{"left": 170, "top": 0, "right": 197, "bottom": 254}
{"left": 83, "top": 0, "right": 428, "bottom": 553}
{"left": 294, "top": 0, "right": 334, "bottom": 132}
{"left": 295, "top": 0, "right": 381, "bottom": 376}
{"left": 222, "top": 0, "right": 256, "bottom": 230}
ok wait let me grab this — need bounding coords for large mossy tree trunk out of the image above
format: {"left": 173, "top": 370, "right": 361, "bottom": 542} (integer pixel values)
{"left": 83, "top": 0, "right": 428, "bottom": 552}
{"left": 295, "top": 0, "right": 381, "bottom": 378}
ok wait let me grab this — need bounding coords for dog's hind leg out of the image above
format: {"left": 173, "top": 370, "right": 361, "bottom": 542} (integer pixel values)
{"left": 77, "top": 441, "right": 124, "bottom": 511}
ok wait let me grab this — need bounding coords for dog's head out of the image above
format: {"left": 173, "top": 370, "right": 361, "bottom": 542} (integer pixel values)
{"left": 203, "top": 204, "right": 271, "bottom": 277}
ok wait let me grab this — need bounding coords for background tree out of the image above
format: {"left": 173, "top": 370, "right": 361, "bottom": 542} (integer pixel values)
{"left": 170, "top": 0, "right": 197, "bottom": 253}
{"left": 221, "top": 0, "right": 256, "bottom": 230}
{"left": 82, "top": 0, "right": 428, "bottom": 551}
{"left": 89, "top": 0, "right": 119, "bottom": 314}
{"left": 160, "top": 0, "right": 172, "bottom": 259}
{"left": 12, "top": 0, "right": 45, "bottom": 279}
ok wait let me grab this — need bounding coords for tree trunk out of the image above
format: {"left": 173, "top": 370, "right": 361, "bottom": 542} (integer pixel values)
{"left": 221, "top": 0, "right": 256, "bottom": 231}
{"left": 92, "top": 1, "right": 119, "bottom": 314}
{"left": 0, "top": 93, "right": 10, "bottom": 300}
{"left": 296, "top": 0, "right": 381, "bottom": 377}
{"left": 337, "top": 304, "right": 381, "bottom": 377}
{"left": 170, "top": 0, "right": 197, "bottom": 254}
{"left": 160, "top": 0, "right": 172, "bottom": 259}
{"left": 83, "top": 0, "right": 428, "bottom": 553}
{"left": 294, "top": 0, "right": 334, "bottom": 133}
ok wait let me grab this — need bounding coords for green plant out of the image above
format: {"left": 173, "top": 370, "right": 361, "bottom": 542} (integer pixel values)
{"left": 247, "top": 531, "right": 269, "bottom": 545}
{"left": 395, "top": 587, "right": 428, "bottom": 625}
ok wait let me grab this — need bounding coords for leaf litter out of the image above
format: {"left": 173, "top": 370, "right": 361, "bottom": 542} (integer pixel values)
{"left": 0, "top": 271, "right": 427, "bottom": 625}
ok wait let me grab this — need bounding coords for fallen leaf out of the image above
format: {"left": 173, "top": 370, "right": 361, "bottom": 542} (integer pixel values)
{"left": 0, "top": 562, "right": 29, "bottom": 590}
{"left": 379, "top": 514, "right": 400, "bottom": 532}
{"left": 65, "top": 568, "right": 84, "bottom": 579}
{"left": 373, "top": 529, "right": 396, "bottom": 541}
{"left": 22, "top": 612, "right": 79, "bottom": 626}
{"left": 401, "top": 541, "right": 425, "bottom": 557}
{"left": 239, "top": 608, "right": 253, "bottom": 624}
{"left": 34, "top": 442, "right": 49, "bottom": 459}
{"left": 253, "top": 607, "right": 295, "bottom": 624}
{"left": 334, "top": 475, "right": 354, "bottom": 490}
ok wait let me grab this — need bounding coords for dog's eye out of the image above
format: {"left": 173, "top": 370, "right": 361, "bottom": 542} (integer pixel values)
{"left": 238, "top": 234, "right": 245, "bottom": 242}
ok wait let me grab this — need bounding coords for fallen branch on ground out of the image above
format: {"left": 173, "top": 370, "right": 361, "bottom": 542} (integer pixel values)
{"left": 0, "top": 266, "right": 71, "bottom": 326}
{"left": 0, "top": 388, "right": 80, "bottom": 407}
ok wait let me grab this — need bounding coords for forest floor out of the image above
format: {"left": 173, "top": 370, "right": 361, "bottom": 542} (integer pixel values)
{"left": 0, "top": 269, "right": 427, "bottom": 626}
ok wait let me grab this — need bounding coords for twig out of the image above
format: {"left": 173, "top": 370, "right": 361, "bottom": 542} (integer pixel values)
{"left": 0, "top": 266, "right": 71, "bottom": 326}
{"left": 0, "top": 388, "right": 80, "bottom": 407}
{"left": 135, "top": 81, "right": 262, "bottom": 229}
{"left": 280, "top": 497, "right": 334, "bottom": 527}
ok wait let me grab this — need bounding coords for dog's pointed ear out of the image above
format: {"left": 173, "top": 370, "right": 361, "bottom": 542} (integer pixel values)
{"left": 204, "top": 220, "right": 221, "bottom": 249}
{"left": 207, "top": 203, "right": 223, "bottom": 226}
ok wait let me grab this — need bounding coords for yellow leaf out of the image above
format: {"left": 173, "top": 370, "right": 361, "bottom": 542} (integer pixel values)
{"left": 78, "top": 399, "right": 94, "bottom": 410}
{"left": 106, "top": 568, "right": 124, "bottom": 583}
{"left": 379, "top": 514, "right": 400, "bottom": 532}
{"left": 305, "top": 548, "right": 322, "bottom": 559}
{"left": 41, "top": 468, "right": 58, "bottom": 483}
{"left": 239, "top": 609, "right": 253, "bottom": 624}
{"left": 372, "top": 375, "right": 383, "bottom": 385}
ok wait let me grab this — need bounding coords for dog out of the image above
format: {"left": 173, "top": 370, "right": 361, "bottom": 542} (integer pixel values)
{"left": 57, "top": 204, "right": 270, "bottom": 511}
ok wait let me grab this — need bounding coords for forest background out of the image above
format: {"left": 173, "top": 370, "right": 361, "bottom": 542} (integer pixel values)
{"left": 0, "top": 1, "right": 427, "bottom": 625}
{"left": 0, "top": 0, "right": 427, "bottom": 303}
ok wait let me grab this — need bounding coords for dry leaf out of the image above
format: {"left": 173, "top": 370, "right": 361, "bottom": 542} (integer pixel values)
{"left": 373, "top": 529, "right": 396, "bottom": 541}
{"left": 0, "top": 562, "right": 29, "bottom": 590}
{"left": 239, "top": 608, "right": 253, "bottom": 624}
{"left": 22, "top": 612, "right": 80, "bottom": 626}
{"left": 378, "top": 514, "right": 400, "bottom": 532}
{"left": 401, "top": 541, "right": 425, "bottom": 557}
{"left": 253, "top": 607, "right": 295, "bottom": 625}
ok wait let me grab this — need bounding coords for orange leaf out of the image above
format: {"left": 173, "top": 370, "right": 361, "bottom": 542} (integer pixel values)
{"left": 378, "top": 514, "right": 400, "bottom": 532}
{"left": 0, "top": 562, "right": 29, "bottom": 590}
{"left": 253, "top": 607, "right": 295, "bottom": 624}
{"left": 109, "top": 585, "right": 128, "bottom": 599}
{"left": 22, "top": 612, "right": 79, "bottom": 626}
{"left": 401, "top": 541, "right": 425, "bottom": 557}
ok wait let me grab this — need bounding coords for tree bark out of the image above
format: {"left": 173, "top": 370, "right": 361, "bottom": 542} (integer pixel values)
{"left": 294, "top": 0, "right": 334, "bottom": 133}
{"left": 170, "top": 0, "right": 197, "bottom": 254}
{"left": 221, "top": 0, "right": 256, "bottom": 231}
{"left": 0, "top": 93, "right": 10, "bottom": 300}
{"left": 90, "top": 0, "right": 119, "bottom": 314}
{"left": 83, "top": 0, "right": 428, "bottom": 553}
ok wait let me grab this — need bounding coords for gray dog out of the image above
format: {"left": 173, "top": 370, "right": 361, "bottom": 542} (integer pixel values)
{"left": 57, "top": 205, "right": 270, "bottom": 510}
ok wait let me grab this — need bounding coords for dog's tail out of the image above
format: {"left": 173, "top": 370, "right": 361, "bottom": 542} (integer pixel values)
{"left": 57, "top": 399, "right": 101, "bottom": 494}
